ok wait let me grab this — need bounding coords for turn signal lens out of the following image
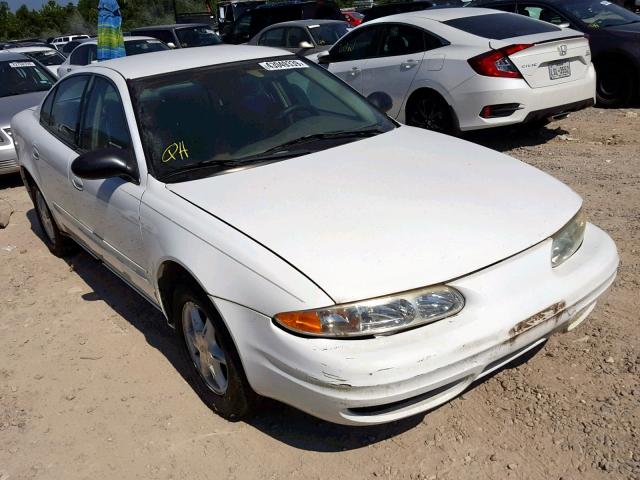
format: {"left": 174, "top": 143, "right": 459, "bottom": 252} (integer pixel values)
{"left": 274, "top": 285, "right": 465, "bottom": 338}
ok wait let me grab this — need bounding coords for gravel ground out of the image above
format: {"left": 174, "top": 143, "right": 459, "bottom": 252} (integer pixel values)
{"left": 0, "top": 106, "right": 638, "bottom": 480}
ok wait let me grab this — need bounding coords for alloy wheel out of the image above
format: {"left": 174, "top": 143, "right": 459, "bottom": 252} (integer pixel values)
{"left": 182, "top": 301, "right": 229, "bottom": 395}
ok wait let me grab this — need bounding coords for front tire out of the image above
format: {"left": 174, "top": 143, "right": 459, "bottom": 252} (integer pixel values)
{"left": 595, "top": 59, "right": 635, "bottom": 107}
{"left": 173, "top": 285, "right": 258, "bottom": 421}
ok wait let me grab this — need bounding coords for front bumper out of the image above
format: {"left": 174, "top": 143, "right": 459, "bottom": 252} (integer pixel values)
{"left": 214, "top": 223, "right": 618, "bottom": 425}
{"left": 450, "top": 65, "right": 596, "bottom": 131}
{"left": 0, "top": 128, "right": 18, "bottom": 176}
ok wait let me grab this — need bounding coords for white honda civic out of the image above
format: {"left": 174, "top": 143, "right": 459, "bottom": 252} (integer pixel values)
{"left": 316, "top": 8, "right": 596, "bottom": 133}
{"left": 12, "top": 46, "right": 617, "bottom": 425}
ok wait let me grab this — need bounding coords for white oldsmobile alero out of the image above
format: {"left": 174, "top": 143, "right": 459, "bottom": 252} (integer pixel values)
{"left": 11, "top": 46, "right": 618, "bottom": 425}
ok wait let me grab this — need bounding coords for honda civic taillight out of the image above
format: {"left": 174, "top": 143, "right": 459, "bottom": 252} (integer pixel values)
{"left": 468, "top": 44, "right": 532, "bottom": 79}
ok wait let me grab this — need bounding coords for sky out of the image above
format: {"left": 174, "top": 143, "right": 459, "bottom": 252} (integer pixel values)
{"left": 6, "top": 0, "right": 76, "bottom": 11}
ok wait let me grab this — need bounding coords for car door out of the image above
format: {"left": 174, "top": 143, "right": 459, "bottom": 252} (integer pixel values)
{"left": 34, "top": 74, "right": 90, "bottom": 230}
{"left": 360, "top": 24, "right": 429, "bottom": 118}
{"left": 69, "top": 74, "right": 151, "bottom": 294}
{"left": 326, "top": 25, "right": 382, "bottom": 94}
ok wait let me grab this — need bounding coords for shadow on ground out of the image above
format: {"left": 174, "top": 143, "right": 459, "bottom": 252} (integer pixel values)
{"left": 462, "top": 123, "right": 570, "bottom": 152}
{"left": 25, "top": 201, "right": 547, "bottom": 452}
{"left": 0, "top": 172, "right": 23, "bottom": 190}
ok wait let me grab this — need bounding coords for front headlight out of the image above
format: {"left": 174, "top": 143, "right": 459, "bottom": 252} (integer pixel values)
{"left": 274, "top": 285, "right": 465, "bottom": 338}
{"left": 551, "top": 208, "right": 586, "bottom": 268}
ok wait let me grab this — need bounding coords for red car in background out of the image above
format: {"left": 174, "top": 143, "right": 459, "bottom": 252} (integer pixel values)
{"left": 341, "top": 10, "right": 364, "bottom": 27}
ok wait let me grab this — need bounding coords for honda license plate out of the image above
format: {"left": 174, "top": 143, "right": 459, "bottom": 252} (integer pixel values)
{"left": 549, "top": 61, "right": 571, "bottom": 80}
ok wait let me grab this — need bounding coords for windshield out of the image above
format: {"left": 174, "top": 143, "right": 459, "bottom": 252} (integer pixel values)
{"left": 131, "top": 57, "right": 395, "bottom": 182}
{"left": 562, "top": 0, "right": 639, "bottom": 28}
{"left": 175, "top": 26, "right": 223, "bottom": 47}
{"left": 0, "top": 60, "right": 55, "bottom": 98}
{"left": 308, "top": 23, "right": 350, "bottom": 46}
{"left": 125, "top": 39, "right": 170, "bottom": 55}
{"left": 25, "top": 49, "right": 66, "bottom": 66}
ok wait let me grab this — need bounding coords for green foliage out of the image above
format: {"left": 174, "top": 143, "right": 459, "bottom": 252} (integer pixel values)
{"left": 0, "top": 0, "right": 214, "bottom": 41}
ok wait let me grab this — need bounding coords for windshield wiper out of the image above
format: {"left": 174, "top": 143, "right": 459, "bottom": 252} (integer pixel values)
{"left": 257, "top": 128, "right": 386, "bottom": 157}
{"left": 158, "top": 150, "right": 309, "bottom": 182}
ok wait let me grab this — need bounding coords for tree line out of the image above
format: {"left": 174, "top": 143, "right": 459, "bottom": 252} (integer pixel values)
{"left": 0, "top": 0, "right": 211, "bottom": 41}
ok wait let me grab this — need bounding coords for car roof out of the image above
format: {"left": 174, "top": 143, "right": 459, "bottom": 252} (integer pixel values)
{"left": 92, "top": 44, "right": 290, "bottom": 79}
{"left": 132, "top": 23, "right": 211, "bottom": 30}
{"left": 368, "top": 7, "right": 501, "bottom": 23}
{"left": 0, "top": 51, "right": 31, "bottom": 61}
{"left": 263, "top": 19, "right": 347, "bottom": 27}
{"left": 74, "top": 36, "right": 162, "bottom": 46}
{"left": 7, "top": 46, "right": 57, "bottom": 53}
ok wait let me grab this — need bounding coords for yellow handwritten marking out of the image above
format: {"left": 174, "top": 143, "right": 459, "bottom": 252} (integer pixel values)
{"left": 162, "top": 141, "right": 189, "bottom": 163}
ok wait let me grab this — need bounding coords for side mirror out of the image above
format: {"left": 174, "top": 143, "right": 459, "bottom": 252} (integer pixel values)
{"left": 317, "top": 50, "right": 331, "bottom": 65}
{"left": 366, "top": 91, "right": 393, "bottom": 114}
{"left": 298, "top": 40, "right": 314, "bottom": 49}
{"left": 558, "top": 22, "right": 570, "bottom": 28}
{"left": 167, "top": 42, "right": 176, "bottom": 48}
{"left": 71, "top": 148, "right": 138, "bottom": 184}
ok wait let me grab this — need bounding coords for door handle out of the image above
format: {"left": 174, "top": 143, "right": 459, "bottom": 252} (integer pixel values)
{"left": 71, "top": 175, "right": 84, "bottom": 191}
{"left": 349, "top": 66, "right": 360, "bottom": 77}
{"left": 401, "top": 59, "right": 418, "bottom": 70}
{"left": 32, "top": 146, "right": 40, "bottom": 161}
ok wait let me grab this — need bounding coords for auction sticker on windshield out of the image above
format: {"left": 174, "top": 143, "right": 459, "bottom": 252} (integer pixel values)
{"left": 259, "top": 59, "right": 308, "bottom": 71}
{"left": 9, "top": 62, "right": 36, "bottom": 68}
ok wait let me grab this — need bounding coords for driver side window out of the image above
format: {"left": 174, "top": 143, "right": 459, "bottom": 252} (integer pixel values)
{"left": 79, "top": 77, "right": 132, "bottom": 152}
{"left": 518, "top": 4, "right": 569, "bottom": 25}
{"left": 331, "top": 26, "right": 381, "bottom": 62}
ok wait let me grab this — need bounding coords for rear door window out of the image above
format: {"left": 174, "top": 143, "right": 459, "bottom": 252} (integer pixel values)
{"left": 284, "top": 27, "right": 310, "bottom": 48}
{"left": 140, "top": 30, "right": 175, "bottom": 45}
{"left": 443, "top": 12, "right": 560, "bottom": 39}
{"left": 48, "top": 75, "right": 89, "bottom": 146}
{"left": 380, "top": 24, "right": 426, "bottom": 57}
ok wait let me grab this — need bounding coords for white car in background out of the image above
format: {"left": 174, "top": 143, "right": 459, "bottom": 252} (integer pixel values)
{"left": 6, "top": 46, "right": 66, "bottom": 77}
{"left": 318, "top": 8, "right": 596, "bottom": 132}
{"left": 57, "top": 36, "right": 170, "bottom": 78}
{"left": 50, "top": 34, "right": 90, "bottom": 50}
{"left": 12, "top": 46, "right": 617, "bottom": 425}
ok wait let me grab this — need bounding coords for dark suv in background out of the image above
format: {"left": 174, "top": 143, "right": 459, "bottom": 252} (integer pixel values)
{"left": 221, "top": 1, "right": 342, "bottom": 44}
{"left": 131, "top": 23, "right": 223, "bottom": 48}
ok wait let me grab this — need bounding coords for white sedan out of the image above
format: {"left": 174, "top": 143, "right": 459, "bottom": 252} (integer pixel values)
{"left": 12, "top": 46, "right": 617, "bottom": 425}
{"left": 5, "top": 46, "right": 66, "bottom": 77}
{"left": 317, "top": 8, "right": 596, "bottom": 132}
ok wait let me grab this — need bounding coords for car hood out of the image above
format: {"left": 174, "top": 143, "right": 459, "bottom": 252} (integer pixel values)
{"left": 166, "top": 126, "right": 581, "bottom": 304}
{"left": 604, "top": 21, "right": 640, "bottom": 35}
{"left": 0, "top": 91, "right": 46, "bottom": 126}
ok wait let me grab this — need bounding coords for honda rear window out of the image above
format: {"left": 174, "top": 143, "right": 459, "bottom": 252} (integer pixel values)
{"left": 444, "top": 13, "right": 560, "bottom": 39}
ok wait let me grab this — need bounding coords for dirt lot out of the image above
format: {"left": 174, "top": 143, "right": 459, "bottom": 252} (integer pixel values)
{"left": 0, "top": 107, "right": 638, "bottom": 480}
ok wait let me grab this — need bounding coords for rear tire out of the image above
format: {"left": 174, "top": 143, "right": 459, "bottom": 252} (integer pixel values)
{"left": 406, "top": 90, "right": 456, "bottom": 134}
{"left": 595, "top": 59, "right": 635, "bottom": 107}
{"left": 173, "top": 285, "right": 258, "bottom": 421}
{"left": 32, "top": 185, "right": 75, "bottom": 257}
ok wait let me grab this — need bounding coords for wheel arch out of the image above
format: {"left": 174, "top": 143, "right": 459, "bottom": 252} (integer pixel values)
{"left": 403, "top": 86, "right": 461, "bottom": 133}
{"left": 592, "top": 49, "right": 640, "bottom": 97}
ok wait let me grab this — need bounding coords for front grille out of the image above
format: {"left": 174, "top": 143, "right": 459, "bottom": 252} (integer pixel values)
{"left": 1, "top": 128, "right": 12, "bottom": 146}
{"left": 0, "top": 157, "right": 18, "bottom": 171}
{"left": 346, "top": 376, "right": 469, "bottom": 416}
